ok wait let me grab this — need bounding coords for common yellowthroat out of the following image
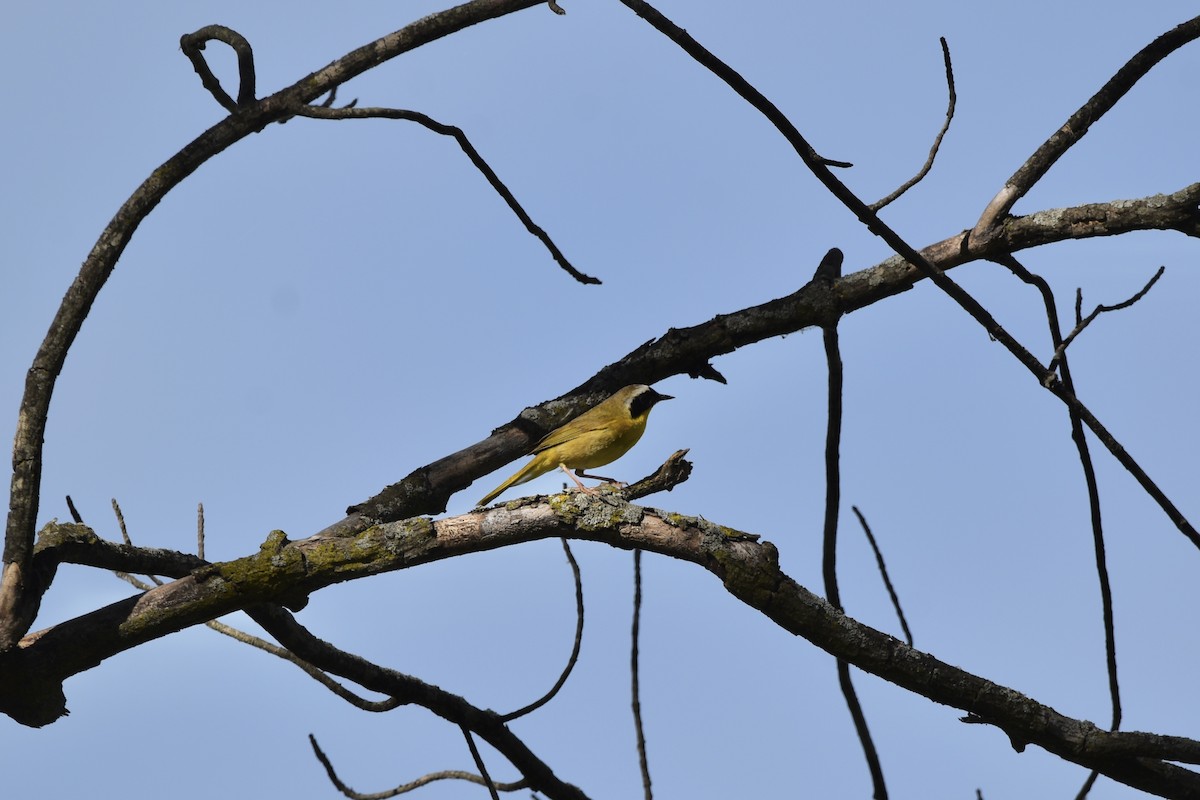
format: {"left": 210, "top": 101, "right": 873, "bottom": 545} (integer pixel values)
{"left": 477, "top": 384, "right": 673, "bottom": 506}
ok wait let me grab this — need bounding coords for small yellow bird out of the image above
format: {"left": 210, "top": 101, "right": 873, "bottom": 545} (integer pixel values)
{"left": 477, "top": 384, "right": 673, "bottom": 506}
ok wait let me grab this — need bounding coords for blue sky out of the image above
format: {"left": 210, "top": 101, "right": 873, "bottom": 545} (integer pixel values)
{"left": 3, "top": 2, "right": 1199, "bottom": 798}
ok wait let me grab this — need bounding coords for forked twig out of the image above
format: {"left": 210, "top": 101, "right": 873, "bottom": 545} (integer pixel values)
{"left": 871, "top": 37, "right": 956, "bottom": 211}
{"left": 296, "top": 104, "right": 599, "bottom": 285}
{"left": 1047, "top": 266, "right": 1165, "bottom": 373}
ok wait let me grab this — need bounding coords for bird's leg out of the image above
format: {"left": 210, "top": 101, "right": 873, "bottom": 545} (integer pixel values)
{"left": 558, "top": 464, "right": 595, "bottom": 493}
{"left": 574, "top": 469, "right": 626, "bottom": 488}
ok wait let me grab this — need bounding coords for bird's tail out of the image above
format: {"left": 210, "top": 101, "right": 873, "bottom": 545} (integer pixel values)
{"left": 477, "top": 457, "right": 547, "bottom": 506}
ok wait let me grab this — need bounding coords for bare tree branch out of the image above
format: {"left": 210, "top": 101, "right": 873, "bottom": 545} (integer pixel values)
{"left": 296, "top": 105, "right": 599, "bottom": 285}
{"left": 462, "top": 726, "right": 502, "bottom": 800}
{"left": 818, "top": 253, "right": 887, "bottom": 800}
{"left": 851, "top": 506, "right": 913, "bottom": 648}
{"left": 9, "top": 495, "right": 1199, "bottom": 796}
{"left": 1049, "top": 266, "right": 1166, "bottom": 372}
{"left": 974, "top": 14, "right": 1200, "bottom": 236}
{"left": 870, "top": 37, "right": 956, "bottom": 212}
{"left": 631, "top": 549, "right": 652, "bottom": 800}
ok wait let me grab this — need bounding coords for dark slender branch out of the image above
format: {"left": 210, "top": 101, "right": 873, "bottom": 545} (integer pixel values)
{"left": 462, "top": 726, "right": 502, "bottom": 800}
{"left": 993, "top": 255, "right": 1121, "bottom": 800}
{"left": 1049, "top": 266, "right": 1165, "bottom": 372}
{"left": 631, "top": 549, "right": 652, "bottom": 800}
{"left": 500, "top": 539, "right": 584, "bottom": 721}
{"left": 870, "top": 37, "right": 955, "bottom": 211}
{"left": 850, "top": 507, "right": 913, "bottom": 648}
{"left": 974, "top": 15, "right": 1200, "bottom": 235}
{"left": 821, "top": 291, "right": 887, "bottom": 799}
{"left": 614, "top": 0, "right": 1200, "bottom": 556}
{"left": 64, "top": 497, "right": 83, "bottom": 525}
{"left": 179, "top": 25, "right": 257, "bottom": 112}
{"left": 296, "top": 104, "right": 598, "bottom": 285}
{"left": 1075, "top": 772, "right": 1102, "bottom": 800}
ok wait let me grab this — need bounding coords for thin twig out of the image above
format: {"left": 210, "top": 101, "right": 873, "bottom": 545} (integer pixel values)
{"left": 501, "top": 539, "right": 585, "bottom": 721}
{"left": 871, "top": 37, "right": 956, "bottom": 211}
{"left": 110, "top": 498, "right": 163, "bottom": 586}
{"left": 295, "top": 104, "right": 599, "bottom": 285}
{"left": 196, "top": 502, "right": 205, "bottom": 561}
{"left": 850, "top": 507, "right": 913, "bottom": 648}
{"left": 462, "top": 726, "right": 502, "bottom": 800}
{"left": 65, "top": 496, "right": 83, "bottom": 524}
{"left": 1048, "top": 266, "right": 1165, "bottom": 373}
{"left": 207, "top": 618, "right": 403, "bottom": 712}
{"left": 1075, "top": 771, "right": 1101, "bottom": 800}
{"left": 631, "top": 549, "right": 652, "bottom": 800}
{"left": 110, "top": 499, "right": 131, "bottom": 546}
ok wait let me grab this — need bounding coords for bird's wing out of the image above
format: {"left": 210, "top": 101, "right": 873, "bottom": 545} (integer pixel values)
{"left": 530, "top": 415, "right": 616, "bottom": 454}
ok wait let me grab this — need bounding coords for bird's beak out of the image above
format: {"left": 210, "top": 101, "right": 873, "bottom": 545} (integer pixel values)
{"left": 655, "top": 391, "right": 673, "bottom": 401}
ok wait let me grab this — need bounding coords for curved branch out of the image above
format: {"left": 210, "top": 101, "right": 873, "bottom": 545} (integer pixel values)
{"left": 499, "top": 539, "right": 584, "bottom": 721}
{"left": 9, "top": 496, "right": 1200, "bottom": 797}
{"left": 974, "top": 14, "right": 1200, "bottom": 236}
{"left": 870, "top": 36, "right": 955, "bottom": 212}
{"left": 0, "top": 0, "right": 550, "bottom": 650}
{"left": 179, "top": 25, "right": 257, "bottom": 111}
{"left": 296, "top": 105, "right": 599, "bottom": 285}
